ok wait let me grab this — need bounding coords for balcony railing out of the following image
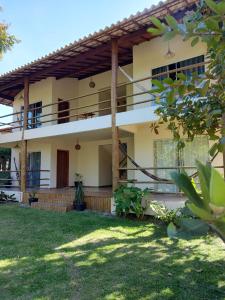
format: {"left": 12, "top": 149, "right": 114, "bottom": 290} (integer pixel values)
{"left": 0, "top": 60, "right": 209, "bottom": 133}
{"left": 0, "top": 170, "right": 50, "bottom": 189}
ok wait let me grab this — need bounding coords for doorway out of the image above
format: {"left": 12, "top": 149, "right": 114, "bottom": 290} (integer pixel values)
{"left": 99, "top": 144, "right": 112, "bottom": 187}
{"left": 58, "top": 98, "right": 70, "bottom": 124}
{"left": 57, "top": 150, "right": 69, "bottom": 188}
{"left": 28, "top": 152, "right": 41, "bottom": 188}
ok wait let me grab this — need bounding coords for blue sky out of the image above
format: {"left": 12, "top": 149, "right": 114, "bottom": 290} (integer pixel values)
{"left": 0, "top": 0, "right": 159, "bottom": 119}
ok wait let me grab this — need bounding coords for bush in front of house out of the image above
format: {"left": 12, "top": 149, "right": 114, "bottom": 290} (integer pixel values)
{"left": 114, "top": 185, "right": 150, "bottom": 219}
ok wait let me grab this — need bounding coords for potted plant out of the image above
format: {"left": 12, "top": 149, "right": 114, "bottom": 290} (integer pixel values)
{"left": 28, "top": 192, "right": 38, "bottom": 206}
{"left": 74, "top": 173, "right": 83, "bottom": 188}
{"left": 74, "top": 181, "right": 86, "bottom": 211}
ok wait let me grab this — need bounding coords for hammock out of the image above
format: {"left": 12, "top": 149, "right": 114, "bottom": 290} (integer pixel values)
{"left": 119, "top": 142, "right": 219, "bottom": 183}
{"left": 119, "top": 142, "right": 170, "bottom": 182}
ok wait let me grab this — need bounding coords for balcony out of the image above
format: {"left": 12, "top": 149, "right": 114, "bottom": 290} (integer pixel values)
{"left": 0, "top": 60, "right": 207, "bottom": 144}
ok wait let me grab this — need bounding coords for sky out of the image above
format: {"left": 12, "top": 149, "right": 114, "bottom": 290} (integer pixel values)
{"left": 0, "top": 0, "right": 159, "bottom": 119}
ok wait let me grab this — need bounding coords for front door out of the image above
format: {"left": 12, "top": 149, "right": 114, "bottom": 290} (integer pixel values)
{"left": 57, "top": 150, "right": 69, "bottom": 188}
{"left": 28, "top": 152, "right": 41, "bottom": 188}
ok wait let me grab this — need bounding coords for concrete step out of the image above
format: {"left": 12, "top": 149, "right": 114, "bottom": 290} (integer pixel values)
{"left": 31, "top": 201, "right": 74, "bottom": 212}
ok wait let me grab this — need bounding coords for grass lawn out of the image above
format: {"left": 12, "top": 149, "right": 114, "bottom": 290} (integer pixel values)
{"left": 0, "top": 205, "right": 224, "bottom": 300}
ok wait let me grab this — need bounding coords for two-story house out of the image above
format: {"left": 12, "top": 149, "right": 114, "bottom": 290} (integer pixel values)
{"left": 0, "top": 0, "right": 223, "bottom": 212}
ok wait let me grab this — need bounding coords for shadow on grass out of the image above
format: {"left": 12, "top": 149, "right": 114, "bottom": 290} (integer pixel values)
{"left": 0, "top": 204, "right": 224, "bottom": 300}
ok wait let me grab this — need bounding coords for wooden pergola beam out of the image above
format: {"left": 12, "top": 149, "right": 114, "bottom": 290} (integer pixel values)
{"left": 0, "top": 93, "right": 14, "bottom": 101}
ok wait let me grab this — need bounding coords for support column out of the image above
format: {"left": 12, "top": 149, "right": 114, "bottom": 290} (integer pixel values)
{"left": 21, "top": 77, "right": 29, "bottom": 193}
{"left": 111, "top": 39, "right": 119, "bottom": 191}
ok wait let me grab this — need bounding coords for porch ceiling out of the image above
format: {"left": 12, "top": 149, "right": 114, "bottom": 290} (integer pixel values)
{"left": 0, "top": 0, "right": 197, "bottom": 105}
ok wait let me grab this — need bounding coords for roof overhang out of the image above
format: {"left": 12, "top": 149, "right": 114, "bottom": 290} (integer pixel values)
{"left": 0, "top": 0, "right": 198, "bottom": 106}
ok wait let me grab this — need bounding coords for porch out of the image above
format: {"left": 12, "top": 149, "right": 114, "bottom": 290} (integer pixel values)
{"left": 21, "top": 187, "right": 186, "bottom": 213}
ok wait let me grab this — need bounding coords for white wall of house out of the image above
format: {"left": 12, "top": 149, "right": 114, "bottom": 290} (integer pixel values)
{"left": 9, "top": 134, "right": 134, "bottom": 188}
{"left": 52, "top": 77, "right": 78, "bottom": 124}
{"left": 132, "top": 35, "right": 207, "bottom": 106}
{"left": 13, "top": 77, "right": 54, "bottom": 127}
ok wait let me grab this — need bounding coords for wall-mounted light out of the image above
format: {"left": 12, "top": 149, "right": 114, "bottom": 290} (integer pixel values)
{"left": 164, "top": 42, "right": 175, "bottom": 59}
{"left": 89, "top": 77, "right": 96, "bottom": 88}
{"left": 75, "top": 139, "right": 81, "bottom": 150}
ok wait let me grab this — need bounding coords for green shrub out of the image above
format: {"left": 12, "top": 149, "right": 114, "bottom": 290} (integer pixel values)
{"left": 149, "top": 200, "right": 179, "bottom": 225}
{"left": 114, "top": 185, "right": 150, "bottom": 219}
{"left": 172, "top": 161, "right": 225, "bottom": 243}
{"left": 149, "top": 201, "right": 209, "bottom": 238}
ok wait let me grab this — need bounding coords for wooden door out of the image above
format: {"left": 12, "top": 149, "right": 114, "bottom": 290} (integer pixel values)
{"left": 57, "top": 150, "right": 69, "bottom": 188}
{"left": 58, "top": 98, "right": 70, "bottom": 124}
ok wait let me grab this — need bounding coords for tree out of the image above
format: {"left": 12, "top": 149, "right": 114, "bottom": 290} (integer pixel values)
{"left": 148, "top": 0, "right": 225, "bottom": 164}
{"left": 147, "top": 0, "right": 225, "bottom": 243}
{"left": 0, "top": 7, "right": 18, "bottom": 58}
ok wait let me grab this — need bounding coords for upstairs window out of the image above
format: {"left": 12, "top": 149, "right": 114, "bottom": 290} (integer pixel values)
{"left": 152, "top": 55, "right": 205, "bottom": 83}
{"left": 21, "top": 101, "right": 42, "bottom": 129}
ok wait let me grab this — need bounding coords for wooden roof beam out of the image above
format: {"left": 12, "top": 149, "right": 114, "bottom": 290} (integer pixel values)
{"left": 0, "top": 93, "right": 14, "bottom": 101}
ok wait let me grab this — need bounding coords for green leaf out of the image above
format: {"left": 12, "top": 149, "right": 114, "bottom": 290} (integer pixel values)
{"left": 205, "top": 19, "right": 219, "bottom": 31}
{"left": 177, "top": 73, "right": 187, "bottom": 81}
{"left": 205, "top": 0, "right": 224, "bottom": 15}
{"left": 163, "top": 77, "right": 173, "bottom": 85}
{"left": 187, "top": 203, "right": 213, "bottom": 221}
{"left": 167, "top": 222, "right": 177, "bottom": 238}
{"left": 179, "top": 218, "right": 209, "bottom": 235}
{"left": 171, "top": 172, "right": 203, "bottom": 208}
{"left": 191, "top": 37, "right": 199, "bottom": 47}
{"left": 165, "top": 15, "right": 178, "bottom": 31}
{"left": 149, "top": 16, "right": 165, "bottom": 30}
{"left": 217, "top": 1, "right": 225, "bottom": 15}
{"left": 196, "top": 161, "right": 211, "bottom": 209}
{"left": 210, "top": 168, "right": 225, "bottom": 207}
{"left": 152, "top": 79, "right": 165, "bottom": 91}
{"left": 147, "top": 28, "right": 163, "bottom": 36}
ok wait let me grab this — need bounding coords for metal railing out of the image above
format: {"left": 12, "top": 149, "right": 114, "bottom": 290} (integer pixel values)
{"left": 0, "top": 169, "right": 50, "bottom": 189}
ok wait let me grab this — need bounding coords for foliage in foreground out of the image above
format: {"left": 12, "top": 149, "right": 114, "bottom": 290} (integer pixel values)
{"left": 114, "top": 185, "right": 150, "bottom": 218}
{"left": 150, "top": 201, "right": 209, "bottom": 238}
{"left": 0, "top": 191, "right": 16, "bottom": 202}
{"left": 148, "top": 0, "right": 225, "bottom": 156}
{"left": 172, "top": 162, "right": 225, "bottom": 243}
{"left": 0, "top": 7, "right": 18, "bottom": 57}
